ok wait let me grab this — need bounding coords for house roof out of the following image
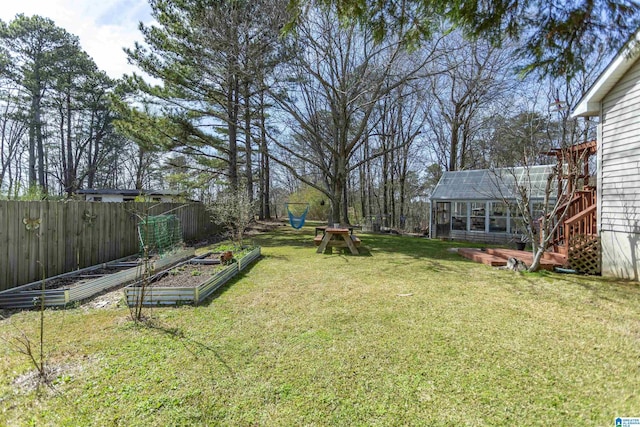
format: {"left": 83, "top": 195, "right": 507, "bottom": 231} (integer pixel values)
{"left": 573, "top": 30, "right": 640, "bottom": 117}
{"left": 76, "top": 189, "right": 184, "bottom": 197}
{"left": 430, "top": 165, "right": 556, "bottom": 201}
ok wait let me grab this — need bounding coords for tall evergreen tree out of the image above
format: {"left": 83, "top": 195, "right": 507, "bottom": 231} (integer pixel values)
{"left": 0, "top": 15, "right": 80, "bottom": 192}
{"left": 120, "top": 0, "right": 288, "bottom": 196}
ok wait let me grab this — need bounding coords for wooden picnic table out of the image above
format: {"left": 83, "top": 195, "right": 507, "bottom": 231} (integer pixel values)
{"left": 314, "top": 227, "right": 360, "bottom": 255}
{"left": 314, "top": 225, "right": 360, "bottom": 236}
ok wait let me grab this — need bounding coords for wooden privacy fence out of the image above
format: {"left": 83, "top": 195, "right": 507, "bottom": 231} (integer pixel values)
{"left": 0, "top": 201, "right": 216, "bottom": 292}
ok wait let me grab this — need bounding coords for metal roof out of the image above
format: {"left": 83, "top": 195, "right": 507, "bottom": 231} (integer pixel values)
{"left": 430, "top": 165, "right": 556, "bottom": 201}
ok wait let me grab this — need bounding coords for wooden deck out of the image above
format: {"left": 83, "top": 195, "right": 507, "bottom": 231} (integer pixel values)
{"left": 458, "top": 248, "right": 567, "bottom": 270}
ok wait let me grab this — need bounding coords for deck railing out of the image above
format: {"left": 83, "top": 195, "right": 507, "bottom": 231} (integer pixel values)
{"left": 564, "top": 204, "right": 596, "bottom": 246}
{"left": 547, "top": 188, "right": 596, "bottom": 254}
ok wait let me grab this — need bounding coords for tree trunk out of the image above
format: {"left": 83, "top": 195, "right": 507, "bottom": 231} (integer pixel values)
{"left": 28, "top": 94, "right": 38, "bottom": 188}
{"left": 259, "top": 87, "right": 270, "bottom": 219}
{"left": 390, "top": 145, "right": 396, "bottom": 227}
{"left": 227, "top": 75, "right": 239, "bottom": 191}
{"left": 342, "top": 179, "right": 349, "bottom": 225}
{"left": 35, "top": 91, "right": 45, "bottom": 192}
{"left": 86, "top": 111, "right": 97, "bottom": 188}
{"left": 366, "top": 136, "right": 373, "bottom": 219}
{"left": 359, "top": 161, "right": 366, "bottom": 222}
{"left": 382, "top": 137, "right": 390, "bottom": 228}
{"left": 330, "top": 156, "right": 348, "bottom": 224}
{"left": 243, "top": 81, "right": 253, "bottom": 202}
{"left": 449, "top": 115, "right": 460, "bottom": 172}
{"left": 65, "top": 85, "right": 74, "bottom": 195}
{"left": 59, "top": 104, "right": 68, "bottom": 192}
{"left": 135, "top": 147, "right": 145, "bottom": 190}
{"left": 399, "top": 154, "right": 408, "bottom": 230}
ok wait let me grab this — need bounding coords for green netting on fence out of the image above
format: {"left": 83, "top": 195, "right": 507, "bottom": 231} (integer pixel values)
{"left": 138, "top": 214, "right": 183, "bottom": 255}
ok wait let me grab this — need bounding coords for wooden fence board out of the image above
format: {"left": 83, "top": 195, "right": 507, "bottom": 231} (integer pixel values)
{"left": 43, "top": 201, "right": 52, "bottom": 279}
{"left": 56, "top": 202, "right": 65, "bottom": 281}
{"left": 6, "top": 202, "right": 18, "bottom": 287}
{"left": 93, "top": 202, "right": 102, "bottom": 266}
{"left": 0, "top": 201, "right": 216, "bottom": 292}
{"left": 0, "top": 201, "right": 7, "bottom": 288}
{"left": 27, "top": 203, "right": 39, "bottom": 284}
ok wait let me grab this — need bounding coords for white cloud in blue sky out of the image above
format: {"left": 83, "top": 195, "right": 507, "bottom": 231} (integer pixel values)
{"left": 0, "top": 0, "right": 154, "bottom": 79}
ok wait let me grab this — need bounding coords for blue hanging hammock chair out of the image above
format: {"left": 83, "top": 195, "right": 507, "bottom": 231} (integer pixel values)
{"left": 286, "top": 203, "right": 310, "bottom": 229}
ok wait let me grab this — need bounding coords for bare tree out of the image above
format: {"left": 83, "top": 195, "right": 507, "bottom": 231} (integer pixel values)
{"left": 367, "top": 81, "right": 427, "bottom": 228}
{"left": 270, "top": 6, "right": 444, "bottom": 224}
{"left": 0, "top": 84, "right": 27, "bottom": 194}
{"left": 208, "top": 183, "right": 256, "bottom": 248}
{"left": 425, "top": 32, "right": 517, "bottom": 172}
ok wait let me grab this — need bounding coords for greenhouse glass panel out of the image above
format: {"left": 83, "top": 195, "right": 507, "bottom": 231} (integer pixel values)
{"left": 509, "top": 203, "right": 526, "bottom": 235}
{"left": 452, "top": 202, "right": 467, "bottom": 230}
{"left": 489, "top": 201, "right": 508, "bottom": 232}
{"left": 470, "top": 201, "right": 486, "bottom": 231}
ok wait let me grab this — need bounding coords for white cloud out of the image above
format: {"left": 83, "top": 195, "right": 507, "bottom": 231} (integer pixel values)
{"left": 0, "top": 0, "right": 153, "bottom": 79}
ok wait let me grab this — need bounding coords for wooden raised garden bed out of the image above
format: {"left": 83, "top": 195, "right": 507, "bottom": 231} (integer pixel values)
{"left": 0, "top": 249, "right": 195, "bottom": 309}
{"left": 124, "top": 246, "right": 261, "bottom": 306}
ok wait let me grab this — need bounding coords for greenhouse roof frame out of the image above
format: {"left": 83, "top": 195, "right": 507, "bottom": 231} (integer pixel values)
{"left": 430, "top": 165, "right": 556, "bottom": 201}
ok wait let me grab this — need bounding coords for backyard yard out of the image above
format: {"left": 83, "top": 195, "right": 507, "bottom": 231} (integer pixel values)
{"left": 1, "top": 223, "right": 640, "bottom": 426}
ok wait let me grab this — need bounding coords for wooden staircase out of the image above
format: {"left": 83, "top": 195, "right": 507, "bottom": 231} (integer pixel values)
{"left": 548, "top": 187, "right": 597, "bottom": 257}
{"left": 543, "top": 140, "right": 600, "bottom": 274}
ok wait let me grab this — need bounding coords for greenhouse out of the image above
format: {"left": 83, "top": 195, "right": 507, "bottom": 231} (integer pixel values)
{"left": 429, "top": 165, "right": 556, "bottom": 243}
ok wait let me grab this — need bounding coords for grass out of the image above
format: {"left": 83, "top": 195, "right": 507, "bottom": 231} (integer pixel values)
{"left": 1, "top": 223, "right": 640, "bottom": 426}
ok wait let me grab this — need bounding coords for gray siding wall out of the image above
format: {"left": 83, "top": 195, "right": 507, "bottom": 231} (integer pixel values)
{"left": 600, "top": 230, "right": 640, "bottom": 280}
{"left": 601, "top": 59, "right": 640, "bottom": 234}
{"left": 600, "top": 58, "right": 640, "bottom": 279}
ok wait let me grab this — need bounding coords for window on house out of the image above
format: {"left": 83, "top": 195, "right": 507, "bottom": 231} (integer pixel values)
{"left": 93, "top": 197, "right": 102, "bottom": 202}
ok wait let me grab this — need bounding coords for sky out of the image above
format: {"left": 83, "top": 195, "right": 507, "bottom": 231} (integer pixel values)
{"left": 0, "top": 0, "right": 154, "bottom": 79}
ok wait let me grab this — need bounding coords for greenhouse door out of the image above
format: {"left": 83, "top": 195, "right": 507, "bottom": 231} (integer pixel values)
{"left": 435, "top": 202, "right": 451, "bottom": 238}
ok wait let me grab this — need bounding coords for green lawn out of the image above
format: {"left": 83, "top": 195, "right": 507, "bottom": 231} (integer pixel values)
{"left": 1, "top": 224, "right": 640, "bottom": 426}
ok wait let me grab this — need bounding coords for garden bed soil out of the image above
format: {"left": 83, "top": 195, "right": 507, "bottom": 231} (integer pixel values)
{"left": 38, "top": 254, "right": 162, "bottom": 291}
{"left": 43, "top": 266, "right": 132, "bottom": 290}
{"left": 192, "top": 247, "right": 254, "bottom": 264}
{"left": 192, "top": 252, "right": 229, "bottom": 263}
{"left": 147, "top": 263, "right": 228, "bottom": 288}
